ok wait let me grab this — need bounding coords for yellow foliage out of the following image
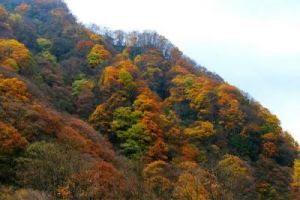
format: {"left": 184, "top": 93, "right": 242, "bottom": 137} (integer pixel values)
{"left": 174, "top": 172, "right": 209, "bottom": 200}
{"left": 87, "top": 44, "right": 111, "bottom": 67}
{"left": 218, "top": 154, "right": 249, "bottom": 178}
{"left": 143, "top": 160, "right": 169, "bottom": 179}
{"left": 2, "top": 58, "right": 18, "bottom": 71}
{"left": 0, "top": 74, "right": 30, "bottom": 102}
{"left": 88, "top": 32, "right": 102, "bottom": 42}
{"left": 0, "top": 39, "right": 32, "bottom": 71}
{"left": 291, "top": 159, "right": 300, "bottom": 198}
{"left": 184, "top": 121, "right": 215, "bottom": 138}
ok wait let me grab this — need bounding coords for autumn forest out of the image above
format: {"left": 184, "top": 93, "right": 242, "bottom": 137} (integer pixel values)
{"left": 0, "top": 0, "right": 299, "bottom": 199}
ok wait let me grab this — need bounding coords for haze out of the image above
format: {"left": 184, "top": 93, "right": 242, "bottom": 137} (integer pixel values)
{"left": 64, "top": 0, "right": 300, "bottom": 142}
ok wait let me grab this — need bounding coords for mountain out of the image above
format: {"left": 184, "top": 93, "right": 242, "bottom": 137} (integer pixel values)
{"left": 0, "top": 0, "right": 299, "bottom": 199}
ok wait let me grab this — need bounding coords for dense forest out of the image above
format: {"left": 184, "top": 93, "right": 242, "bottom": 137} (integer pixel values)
{"left": 0, "top": 0, "right": 299, "bottom": 199}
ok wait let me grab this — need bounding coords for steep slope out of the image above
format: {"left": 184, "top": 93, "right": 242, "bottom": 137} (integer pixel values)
{"left": 0, "top": 0, "right": 299, "bottom": 199}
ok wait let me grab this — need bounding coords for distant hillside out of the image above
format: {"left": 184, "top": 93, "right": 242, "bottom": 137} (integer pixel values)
{"left": 0, "top": 0, "right": 299, "bottom": 199}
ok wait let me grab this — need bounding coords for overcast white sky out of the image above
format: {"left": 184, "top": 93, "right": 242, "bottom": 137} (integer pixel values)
{"left": 64, "top": 0, "right": 300, "bottom": 142}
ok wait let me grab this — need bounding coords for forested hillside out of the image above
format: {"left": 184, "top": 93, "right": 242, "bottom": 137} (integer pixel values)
{"left": 0, "top": 0, "right": 299, "bottom": 199}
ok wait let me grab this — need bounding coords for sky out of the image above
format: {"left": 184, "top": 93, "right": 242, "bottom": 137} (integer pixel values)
{"left": 64, "top": 0, "right": 300, "bottom": 142}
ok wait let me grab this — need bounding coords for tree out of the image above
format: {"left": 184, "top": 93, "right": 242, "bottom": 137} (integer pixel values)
{"left": 217, "top": 84, "right": 245, "bottom": 131}
{"left": 69, "top": 160, "right": 125, "bottom": 200}
{"left": 111, "top": 107, "right": 151, "bottom": 158}
{"left": 0, "top": 121, "right": 27, "bottom": 183}
{"left": 71, "top": 76, "right": 95, "bottom": 96}
{"left": 174, "top": 162, "right": 228, "bottom": 200}
{"left": 217, "top": 154, "right": 257, "bottom": 199}
{"left": 17, "top": 142, "right": 86, "bottom": 198}
{"left": 173, "top": 172, "right": 209, "bottom": 200}
{"left": 37, "top": 38, "right": 52, "bottom": 50}
{"left": 87, "top": 44, "right": 111, "bottom": 67}
{"left": 147, "top": 138, "right": 169, "bottom": 161}
{"left": 143, "top": 160, "right": 173, "bottom": 199}
{"left": 0, "top": 39, "right": 32, "bottom": 71}
{"left": 291, "top": 159, "right": 300, "bottom": 199}
{"left": 184, "top": 121, "right": 215, "bottom": 139}
{"left": 15, "top": 3, "right": 31, "bottom": 14}
{"left": 262, "top": 142, "right": 278, "bottom": 157}
{"left": 36, "top": 38, "right": 57, "bottom": 64}
{"left": 119, "top": 69, "right": 137, "bottom": 99}
{"left": 0, "top": 5, "right": 8, "bottom": 21}
{"left": 0, "top": 122, "right": 27, "bottom": 156}
{"left": 0, "top": 74, "right": 30, "bottom": 102}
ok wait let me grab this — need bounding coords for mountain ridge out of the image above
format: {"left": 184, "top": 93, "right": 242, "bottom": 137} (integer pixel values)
{"left": 0, "top": 0, "right": 299, "bottom": 199}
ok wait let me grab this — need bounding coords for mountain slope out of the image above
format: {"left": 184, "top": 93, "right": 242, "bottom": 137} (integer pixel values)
{"left": 0, "top": 0, "right": 299, "bottom": 199}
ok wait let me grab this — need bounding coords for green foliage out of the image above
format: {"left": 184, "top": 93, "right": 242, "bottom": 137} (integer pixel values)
{"left": 41, "top": 50, "right": 57, "bottom": 63}
{"left": 119, "top": 69, "right": 137, "bottom": 99}
{"left": 72, "top": 76, "right": 95, "bottom": 96}
{"left": 118, "top": 123, "right": 149, "bottom": 157}
{"left": 87, "top": 44, "right": 111, "bottom": 67}
{"left": 229, "top": 134, "right": 260, "bottom": 160}
{"left": 111, "top": 107, "right": 151, "bottom": 158}
{"left": 17, "top": 141, "right": 86, "bottom": 198}
{"left": 36, "top": 38, "right": 57, "bottom": 64}
{"left": 36, "top": 38, "right": 52, "bottom": 50}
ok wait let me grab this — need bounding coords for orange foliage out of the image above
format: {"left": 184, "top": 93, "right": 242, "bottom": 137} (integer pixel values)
{"left": 117, "top": 60, "right": 139, "bottom": 78}
{"left": 87, "top": 44, "right": 111, "bottom": 67}
{"left": 240, "top": 123, "right": 261, "bottom": 136}
{"left": 58, "top": 125, "right": 114, "bottom": 160}
{"left": 134, "top": 49, "right": 165, "bottom": 70}
{"left": 140, "top": 112, "right": 163, "bottom": 138}
{"left": 169, "top": 65, "right": 191, "bottom": 76}
{"left": 0, "top": 121, "right": 27, "bottom": 155}
{"left": 262, "top": 142, "right": 278, "bottom": 157}
{"left": 56, "top": 186, "right": 70, "bottom": 200}
{"left": 261, "top": 132, "right": 277, "bottom": 142}
{"left": 25, "top": 104, "right": 61, "bottom": 136}
{"left": 76, "top": 40, "right": 94, "bottom": 53}
{"left": 100, "top": 66, "right": 121, "bottom": 94}
{"left": 133, "top": 89, "right": 161, "bottom": 112}
{"left": 0, "top": 75, "right": 30, "bottom": 102}
{"left": 15, "top": 3, "right": 31, "bottom": 14}
{"left": 70, "top": 160, "right": 125, "bottom": 199}
{"left": 0, "top": 5, "right": 8, "bottom": 21}
{"left": 86, "top": 31, "right": 103, "bottom": 42}
{"left": 181, "top": 144, "right": 199, "bottom": 162}
{"left": 217, "top": 84, "right": 245, "bottom": 130}
{"left": 0, "top": 39, "right": 32, "bottom": 71}
{"left": 147, "top": 138, "right": 169, "bottom": 161}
